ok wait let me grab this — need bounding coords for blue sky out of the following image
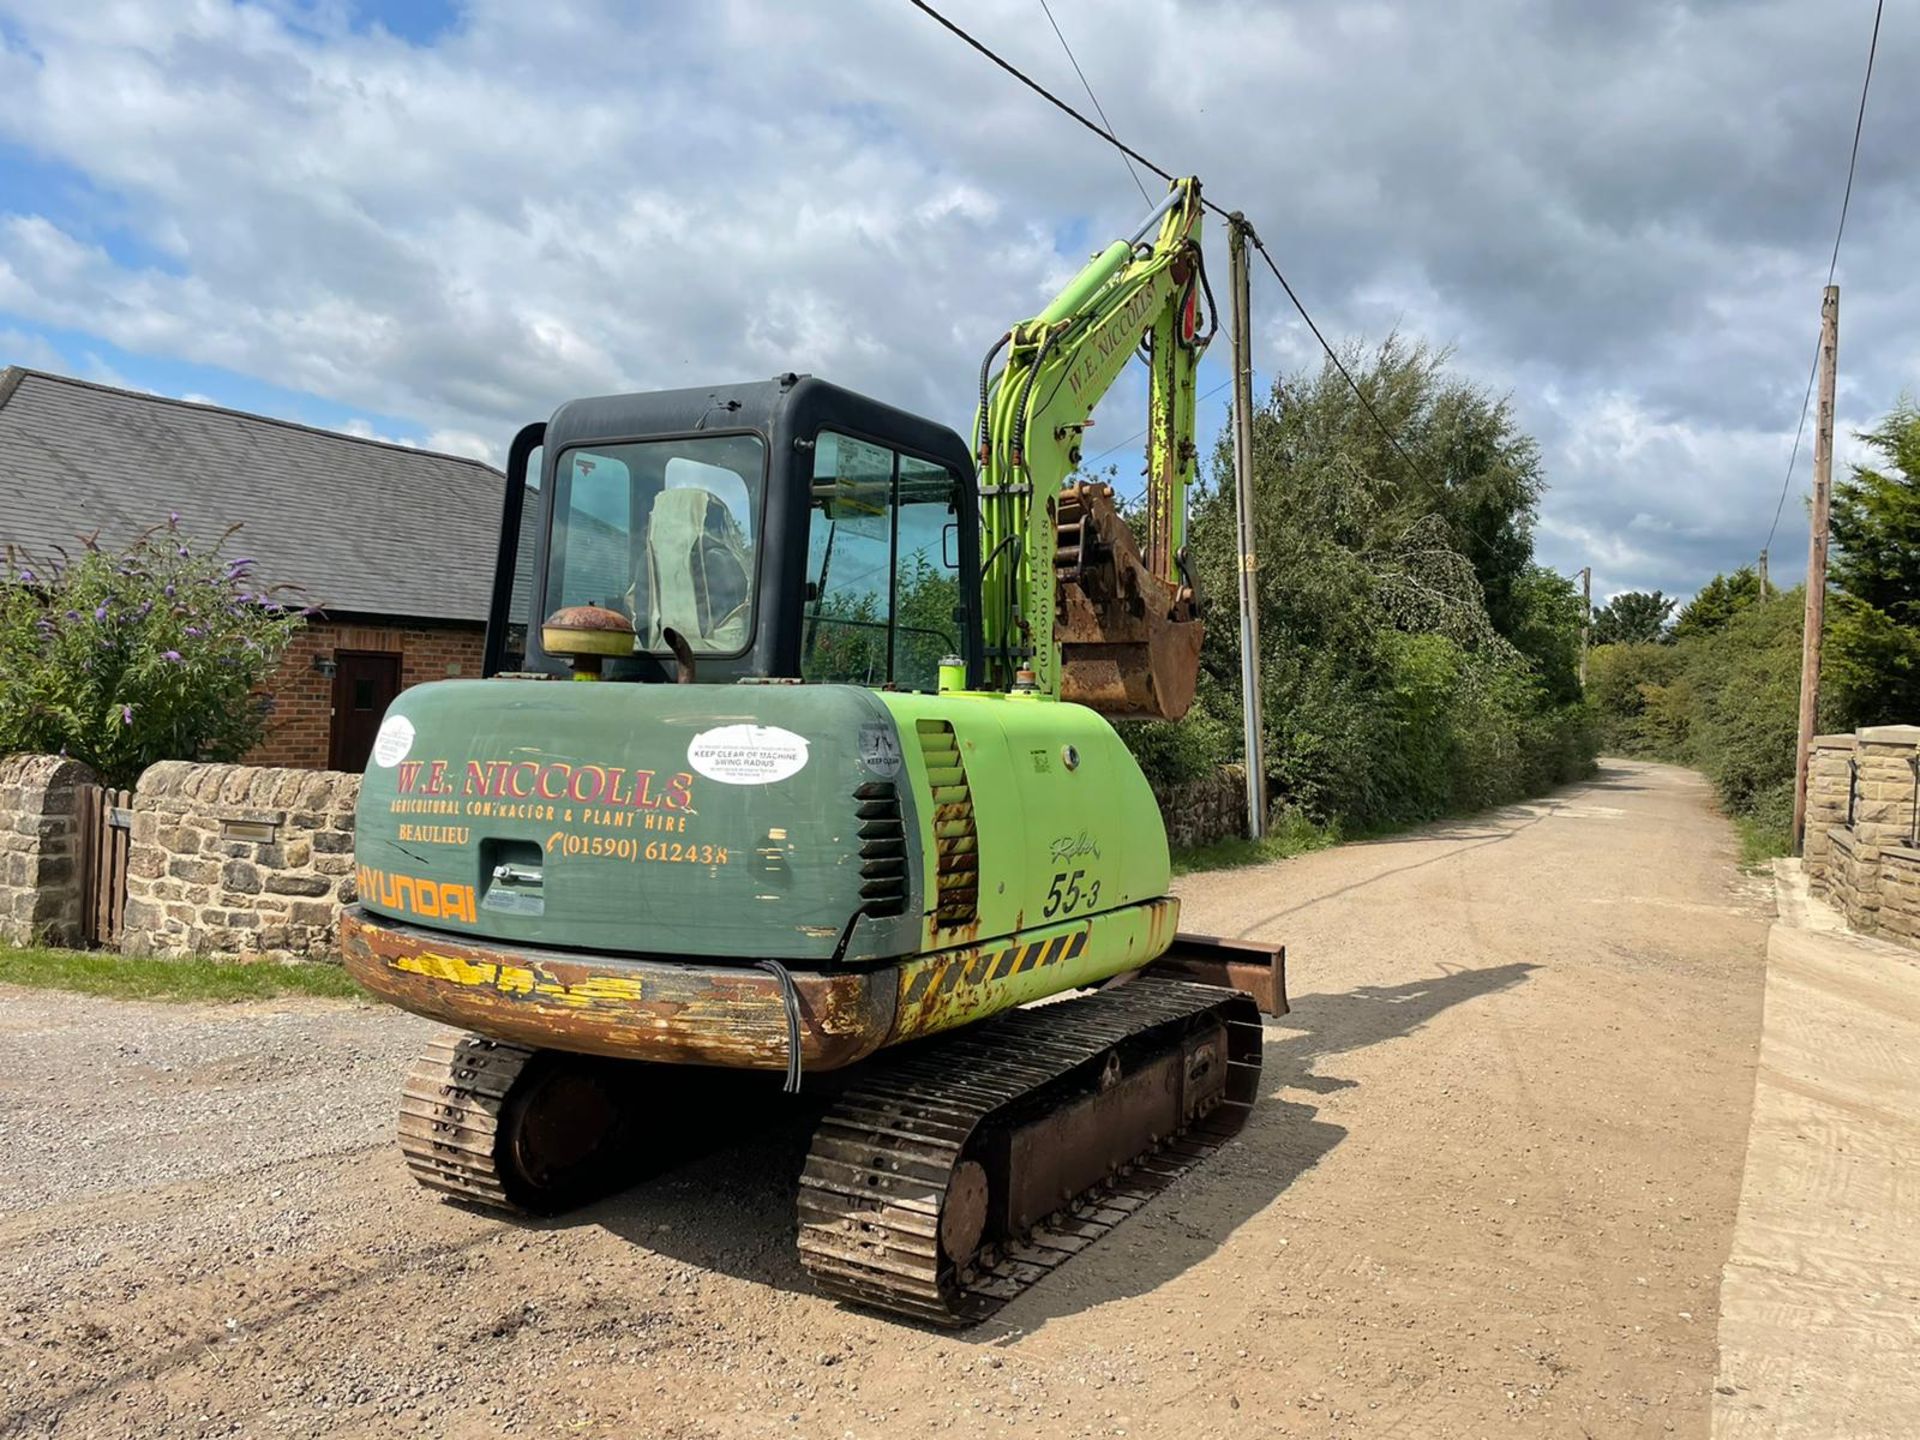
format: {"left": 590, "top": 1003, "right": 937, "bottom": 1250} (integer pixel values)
{"left": 2, "top": 0, "right": 1914, "bottom": 601}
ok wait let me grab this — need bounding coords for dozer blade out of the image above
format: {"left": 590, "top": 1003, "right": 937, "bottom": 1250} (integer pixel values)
{"left": 1054, "top": 482, "right": 1202, "bottom": 722}
{"left": 1148, "top": 931, "right": 1289, "bottom": 1016}
{"left": 796, "top": 974, "right": 1261, "bottom": 1326}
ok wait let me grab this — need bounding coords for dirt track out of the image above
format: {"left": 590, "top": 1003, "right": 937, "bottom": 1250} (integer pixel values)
{"left": 0, "top": 759, "right": 1772, "bottom": 1438}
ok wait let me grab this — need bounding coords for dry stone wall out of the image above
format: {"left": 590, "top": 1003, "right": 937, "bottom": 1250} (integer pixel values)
{"left": 1805, "top": 724, "right": 1920, "bottom": 949}
{"left": 0, "top": 753, "right": 97, "bottom": 947}
{"left": 122, "top": 762, "right": 360, "bottom": 962}
{"left": 1153, "top": 766, "right": 1256, "bottom": 851}
{"left": 1803, "top": 735, "right": 1854, "bottom": 891}
{"left": 1876, "top": 848, "right": 1920, "bottom": 945}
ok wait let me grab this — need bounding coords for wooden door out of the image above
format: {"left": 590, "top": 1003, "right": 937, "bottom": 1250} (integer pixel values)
{"left": 329, "top": 651, "right": 403, "bottom": 772}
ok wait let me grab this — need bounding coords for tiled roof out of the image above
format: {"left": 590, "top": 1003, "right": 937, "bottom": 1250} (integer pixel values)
{"left": 0, "top": 367, "right": 504, "bottom": 622}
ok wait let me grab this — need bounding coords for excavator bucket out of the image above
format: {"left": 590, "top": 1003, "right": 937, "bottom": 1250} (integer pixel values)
{"left": 1053, "top": 482, "right": 1203, "bottom": 722}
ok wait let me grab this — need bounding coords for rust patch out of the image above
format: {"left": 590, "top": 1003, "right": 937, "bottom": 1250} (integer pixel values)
{"left": 341, "top": 908, "right": 898, "bottom": 1072}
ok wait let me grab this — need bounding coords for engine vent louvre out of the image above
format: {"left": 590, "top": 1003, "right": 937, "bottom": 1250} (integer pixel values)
{"left": 916, "top": 719, "right": 979, "bottom": 928}
{"left": 853, "top": 781, "right": 908, "bottom": 918}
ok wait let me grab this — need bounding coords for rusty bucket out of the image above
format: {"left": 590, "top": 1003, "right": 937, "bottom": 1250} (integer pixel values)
{"left": 1053, "top": 483, "right": 1203, "bottom": 722}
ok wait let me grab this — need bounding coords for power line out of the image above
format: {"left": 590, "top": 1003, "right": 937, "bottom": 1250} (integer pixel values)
{"left": 1242, "top": 233, "right": 1445, "bottom": 521}
{"left": 1763, "top": 0, "right": 1883, "bottom": 557}
{"left": 905, "top": 0, "right": 1179, "bottom": 193}
{"left": 1035, "top": 0, "right": 1151, "bottom": 206}
{"left": 906, "top": 0, "right": 1484, "bottom": 539}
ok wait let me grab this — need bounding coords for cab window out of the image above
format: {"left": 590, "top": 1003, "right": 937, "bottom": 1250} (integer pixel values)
{"left": 803, "top": 433, "right": 963, "bottom": 690}
{"left": 544, "top": 434, "right": 765, "bottom": 656}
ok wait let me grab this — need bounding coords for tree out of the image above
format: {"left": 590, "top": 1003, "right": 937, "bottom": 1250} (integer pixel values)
{"left": 1830, "top": 399, "right": 1920, "bottom": 626}
{"left": 0, "top": 518, "right": 306, "bottom": 786}
{"left": 1127, "top": 336, "right": 1594, "bottom": 826}
{"left": 1502, "top": 565, "right": 1586, "bottom": 705}
{"left": 1588, "top": 590, "right": 1675, "bottom": 646}
{"left": 1672, "top": 568, "right": 1762, "bottom": 640}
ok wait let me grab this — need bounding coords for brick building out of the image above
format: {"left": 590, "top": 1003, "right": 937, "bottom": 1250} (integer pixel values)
{"left": 0, "top": 366, "right": 504, "bottom": 771}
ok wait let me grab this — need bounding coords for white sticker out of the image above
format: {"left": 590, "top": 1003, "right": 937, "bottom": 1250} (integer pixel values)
{"left": 858, "top": 721, "right": 902, "bottom": 777}
{"left": 371, "top": 714, "right": 415, "bottom": 768}
{"left": 687, "top": 724, "right": 810, "bottom": 785}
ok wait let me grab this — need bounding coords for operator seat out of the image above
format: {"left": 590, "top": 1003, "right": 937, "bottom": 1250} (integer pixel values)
{"left": 643, "top": 486, "right": 752, "bottom": 652}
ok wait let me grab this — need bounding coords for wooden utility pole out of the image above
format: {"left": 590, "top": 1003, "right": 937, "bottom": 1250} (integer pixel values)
{"left": 1579, "top": 566, "right": 1592, "bottom": 689}
{"left": 1228, "top": 215, "right": 1267, "bottom": 840}
{"left": 1758, "top": 548, "right": 1769, "bottom": 601}
{"left": 1791, "top": 285, "right": 1840, "bottom": 852}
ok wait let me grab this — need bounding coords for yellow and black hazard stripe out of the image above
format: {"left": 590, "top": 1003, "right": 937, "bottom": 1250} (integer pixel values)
{"left": 901, "top": 928, "right": 1091, "bottom": 1006}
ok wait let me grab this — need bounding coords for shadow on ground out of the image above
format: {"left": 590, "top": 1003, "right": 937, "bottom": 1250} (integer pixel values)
{"left": 539, "top": 961, "right": 1537, "bottom": 1332}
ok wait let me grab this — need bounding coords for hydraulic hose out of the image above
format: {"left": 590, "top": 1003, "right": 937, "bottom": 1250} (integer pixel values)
{"left": 754, "top": 959, "right": 804, "bottom": 1094}
{"left": 976, "top": 331, "right": 1010, "bottom": 463}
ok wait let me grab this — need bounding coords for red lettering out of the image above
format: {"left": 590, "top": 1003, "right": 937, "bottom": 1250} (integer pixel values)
{"left": 426, "top": 760, "right": 449, "bottom": 794}
{"left": 664, "top": 772, "right": 695, "bottom": 812}
{"left": 570, "top": 765, "right": 608, "bottom": 803}
{"left": 465, "top": 760, "right": 502, "bottom": 797}
{"left": 602, "top": 768, "right": 632, "bottom": 805}
{"left": 507, "top": 762, "right": 539, "bottom": 798}
{"left": 630, "top": 769, "right": 660, "bottom": 809}
{"left": 396, "top": 761, "right": 423, "bottom": 795}
{"left": 537, "top": 763, "right": 571, "bottom": 800}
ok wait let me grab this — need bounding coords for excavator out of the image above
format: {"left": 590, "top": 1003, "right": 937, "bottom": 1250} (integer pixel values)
{"left": 342, "top": 176, "right": 1287, "bottom": 1325}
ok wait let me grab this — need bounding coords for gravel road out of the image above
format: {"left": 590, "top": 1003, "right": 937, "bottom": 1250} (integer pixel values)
{"left": 0, "top": 758, "right": 1771, "bottom": 1438}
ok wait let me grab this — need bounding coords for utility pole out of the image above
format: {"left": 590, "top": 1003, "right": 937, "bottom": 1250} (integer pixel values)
{"left": 1228, "top": 215, "right": 1266, "bottom": 840}
{"left": 1758, "top": 548, "right": 1769, "bottom": 602}
{"left": 1791, "top": 285, "right": 1840, "bottom": 853}
{"left": 1579, "top": 566, "right": 1591, "bottom": 689}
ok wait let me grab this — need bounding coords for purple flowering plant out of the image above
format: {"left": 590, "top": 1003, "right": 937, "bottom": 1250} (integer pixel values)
{"left": 2, "top": 517, "right": 309, "bottom": 785}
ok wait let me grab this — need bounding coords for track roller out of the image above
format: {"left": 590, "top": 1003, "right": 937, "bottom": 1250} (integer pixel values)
{"left": 796, "top": 974, "right": 1263, "bottom": 1325}
{"left": 398, "top": 1033, "right": 647, "bottom": 1215}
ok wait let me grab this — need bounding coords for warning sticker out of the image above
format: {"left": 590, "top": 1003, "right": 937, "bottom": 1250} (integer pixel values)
{"left": 858, "top": 721, "right": 903, "bottom": 777}
{"left": 686, "top": 724, "right": 811, "bottom": 786}
{"left": 371, "top": 715, "right": 415, "bottom": 768}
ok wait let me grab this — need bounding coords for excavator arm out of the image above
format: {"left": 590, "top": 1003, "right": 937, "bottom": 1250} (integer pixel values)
{"left": 974, "top": 177, "right": 1213, "bottom": 718}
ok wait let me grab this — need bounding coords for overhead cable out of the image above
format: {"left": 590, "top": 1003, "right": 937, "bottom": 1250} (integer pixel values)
{"left": 1762, "top": 0, "right": 1884, "bottom": 556}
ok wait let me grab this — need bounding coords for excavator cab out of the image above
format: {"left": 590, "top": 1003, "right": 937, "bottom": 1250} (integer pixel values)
{"left": 484, "top": 373, "right": 986, "bottom": 692}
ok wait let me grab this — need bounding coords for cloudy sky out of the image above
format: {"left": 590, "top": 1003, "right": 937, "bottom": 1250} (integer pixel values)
{"left": 0, "top": 0, "right": 1911, "bottom": 602}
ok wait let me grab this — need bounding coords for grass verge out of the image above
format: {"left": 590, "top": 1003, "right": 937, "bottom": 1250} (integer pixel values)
{"left": 0, "top": 944, "right": 365, "bottom": 1003}
{"left": 1171, "top": 811, "right": 1339, "bottom": 876}
{"left": 1736, "top": 814, "right": 1794, "bottom": 868}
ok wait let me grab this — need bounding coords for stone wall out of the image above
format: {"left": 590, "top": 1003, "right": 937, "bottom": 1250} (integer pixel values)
{"left": 1803, "top": 735, "right": 1855, "bottom": 892}
{"left": 121, "top": 762, "right": 360, "bottom": 962}
{"left": 1875, "top": 847, "right": 1920, "bottom": 946}
{"left": 1154, "top": 766, "right": 1257, "bottom": 851}
{"left": 1828, "top": 827, "right": 1880, "bottom": 933}
{"left": 1803, "top": 724, "right": 1920, "bottom": 948}
{"left": 0, "top": 753, "right": 97, "bottom": 947}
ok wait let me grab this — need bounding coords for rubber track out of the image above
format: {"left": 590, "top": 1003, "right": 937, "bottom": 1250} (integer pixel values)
{"left": 795, "top": 975, "right": 1263, "bottom": 1326}
{"left": 397, "top": 1032, "right": 536, "bottom": 1212}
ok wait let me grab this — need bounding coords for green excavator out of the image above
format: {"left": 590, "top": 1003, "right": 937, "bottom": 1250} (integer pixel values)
{"left": 343, "top": 176, "right": 1287, "bottom": 1325}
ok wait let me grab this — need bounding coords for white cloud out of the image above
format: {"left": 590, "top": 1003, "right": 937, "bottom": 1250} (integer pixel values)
{"left": 0, "top": 325, "right": 63, "bottom": 371}
{"left": 0, "top": 0, "right": 1913, "bottom": 601}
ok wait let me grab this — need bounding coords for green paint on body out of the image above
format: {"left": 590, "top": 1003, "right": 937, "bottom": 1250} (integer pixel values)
{"left": 354, "top": 678, "right": 1173, "bottom": 996}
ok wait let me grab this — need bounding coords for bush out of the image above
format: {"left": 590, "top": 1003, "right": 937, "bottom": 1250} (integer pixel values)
{"left": 1585, "top": 585, "right": 1906, "bottom": 839}
{"left": 1120, "top": 338, "right": 1598, "bottom": 833}
{"left": 0, "top": 519, "right": 306, "bottom": 786}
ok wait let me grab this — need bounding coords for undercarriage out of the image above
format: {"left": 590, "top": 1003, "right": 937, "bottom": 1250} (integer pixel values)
{"left": 349, "top": 907, "right": 1285, "bottom": 1325}
{"left": 396, "top": 975, "right": 1263, "bottom": 1325}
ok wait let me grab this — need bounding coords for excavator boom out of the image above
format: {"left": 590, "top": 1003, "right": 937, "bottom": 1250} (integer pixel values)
{"left": 976, "top": 177, "right": 1213, "bottom": 717}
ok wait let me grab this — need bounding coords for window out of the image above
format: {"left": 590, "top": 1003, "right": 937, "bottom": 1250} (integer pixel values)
{"left": 802, "top": 433, "right": 963, "bottom": 691}
{"left": 497, "top": 446, "right": 543, "bottom": 672}
{"left": 544, "top": 434, "right": 766, "bottom": 657}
